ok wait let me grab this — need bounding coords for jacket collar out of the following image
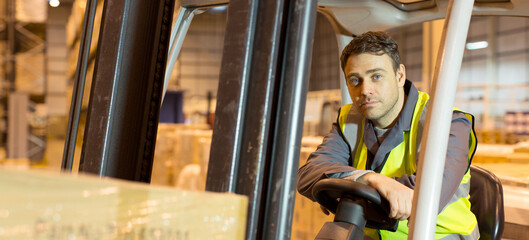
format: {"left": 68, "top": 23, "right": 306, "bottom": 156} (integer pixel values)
{"left": 397, "top": 80, "right": 418, "bottom": 131}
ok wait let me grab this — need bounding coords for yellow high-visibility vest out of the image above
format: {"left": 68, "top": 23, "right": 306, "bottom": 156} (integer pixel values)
{"left": 338, "top": 91, "right": 479, "bottom": 239}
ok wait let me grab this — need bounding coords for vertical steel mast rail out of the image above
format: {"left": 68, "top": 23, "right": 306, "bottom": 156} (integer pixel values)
{"left": 262, "top": 0, "right": 317, "bottom": 238}
{"left": 61, "top": 0, "right": 98, "bottom": 172}
{"left": 186, "top": 0, "right": 317, "bottom": 238}
{"left": 79, "top": 0, "right": 176, "bottom": 182}
{"left": 205, "top": 0, "right": 286, "bottom": 238}
{"left": 408, "top": 0, "right": 475, "bottom": 239}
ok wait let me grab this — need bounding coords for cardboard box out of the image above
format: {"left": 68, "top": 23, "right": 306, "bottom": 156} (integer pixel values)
{"left": 0, "top": 167, "right": 247, "bottom": 239}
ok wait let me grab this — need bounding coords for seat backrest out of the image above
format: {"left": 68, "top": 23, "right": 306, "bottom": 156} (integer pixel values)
{"left": 468, "top": 165, "right": 505, "bottom": 240}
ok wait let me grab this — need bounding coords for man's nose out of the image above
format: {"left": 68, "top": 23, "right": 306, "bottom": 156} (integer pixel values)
{"left": 360, "top": 81, "right": 374, "bottom": 96}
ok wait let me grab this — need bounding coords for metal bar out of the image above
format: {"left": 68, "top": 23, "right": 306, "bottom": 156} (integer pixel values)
{"left": 167, "top": 6, "right": 193, "bottom": 64}
{"left": 61, "top": 0, "right": 98, "bottom": 172}
{"left": 206, "top": 0, "right": 258, "bottom": 193}
{"left": 163, "top": 7, "right": 195, "bottom": 101}
{"left": 483, "top": 17, "right": 497, "bottom": 129}
{"left": 383, "top": 0, "right": 436, "bottom": 12}
{"left": 181, "top": 0, "right": 227, "bottom": 8}
{"left": 408, "top": 0, "right": 474, "bottom": 239}
{"left": 317, "top": 9, "right": 352, "bottom": 36}
{"left": 15, "top": 24, "right": 45, "bottom": 44}
{"left": 79, "top": 0, "right": 175, "bottom": 182}
{"left": 421, "top": 19, "right": 444, "bottom": 94}
{"left": 337, "top": 35, "right": 353, "bottom": 106}
{"left": 206, "top": 0, "right": 292, "bottom": 238}
{"left": 261, "top": 0, "right": 317, "bottom": 238}
{"left": 233, "top": 1, "right": 288, "bottom": 238}
{"left": 7, "top": 93, "right": 28, "bottom": 159}
{"left": 168, "top": 7, "right": 185, "bottom": 49}
{"left": 6, "top": 0, "right": 15, "bottom": 91}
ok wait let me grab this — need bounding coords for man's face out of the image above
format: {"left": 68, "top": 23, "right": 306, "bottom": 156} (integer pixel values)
{"left": 343, "top": 53, "right": 406, "bottom": 128}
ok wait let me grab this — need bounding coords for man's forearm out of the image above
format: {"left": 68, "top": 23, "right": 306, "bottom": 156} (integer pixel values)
{"left": 297, "top": 125, "right": 356, "bottom": 201}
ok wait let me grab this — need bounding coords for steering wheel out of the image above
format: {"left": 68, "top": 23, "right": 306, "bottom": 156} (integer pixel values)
{"left": 312, "top": 178, "right": 398, "bottom": 231}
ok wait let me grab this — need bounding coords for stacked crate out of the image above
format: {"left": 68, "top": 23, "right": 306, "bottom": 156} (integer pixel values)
{"left": 505, "top": 111, "right": 529, "bottom": 137}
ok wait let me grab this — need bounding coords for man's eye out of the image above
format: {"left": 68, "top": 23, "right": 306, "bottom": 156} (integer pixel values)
{"left": 373, "top": 74, "right": 381, "bottom": 80}
{"left": 349, "top": 78, "right": 359, "bottom": 86}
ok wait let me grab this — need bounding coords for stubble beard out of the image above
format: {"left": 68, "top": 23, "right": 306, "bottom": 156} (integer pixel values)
{"left": 362, "top": 94, "right": 400, "bottom": 126}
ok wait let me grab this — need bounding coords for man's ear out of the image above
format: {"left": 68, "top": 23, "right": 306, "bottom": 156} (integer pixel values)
{"left": 396, "top": 64, "right": 406, "bottom": 87}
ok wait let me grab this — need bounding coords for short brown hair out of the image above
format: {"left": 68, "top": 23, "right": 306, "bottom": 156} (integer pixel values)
{"left": 340, "top": 31, "right": 401, "bottom": 72}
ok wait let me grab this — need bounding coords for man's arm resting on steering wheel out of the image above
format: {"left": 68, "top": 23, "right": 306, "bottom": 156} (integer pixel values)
{"left": 351, "top": 112, "right": 472, "bottom": 220}
{"left": 354, "top": 172, "right": 414, "bottom": 221}
{"left": 298, "top": 124, "right": 363, "bottom": 201}
{"left": 298, "top": 112, "right": 471, "bottom": 220}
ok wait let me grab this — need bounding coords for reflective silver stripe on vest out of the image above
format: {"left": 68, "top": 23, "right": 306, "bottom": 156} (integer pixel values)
{"left": 440, "top": 179, "right": 470, "bottom": 213}
{"left": 343, "top": 123, "right": 359, "bottom": 148}
{"left": 439, "top": 224, "right": 480, "bottom": 240}
{"left": 342, "top": 108, "right": 364, "bottom": 160}
{"left": 415, "top": 103, "right": 427, "bottom": 152}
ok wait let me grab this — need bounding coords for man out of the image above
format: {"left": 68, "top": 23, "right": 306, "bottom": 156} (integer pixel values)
{"left": 297, "top": 31, "right": 479, "bottom": 239}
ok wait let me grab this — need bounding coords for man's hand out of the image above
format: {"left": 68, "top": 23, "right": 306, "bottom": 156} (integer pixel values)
{"left": 357, "top": 173, "right": 414, "bottom": 221}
